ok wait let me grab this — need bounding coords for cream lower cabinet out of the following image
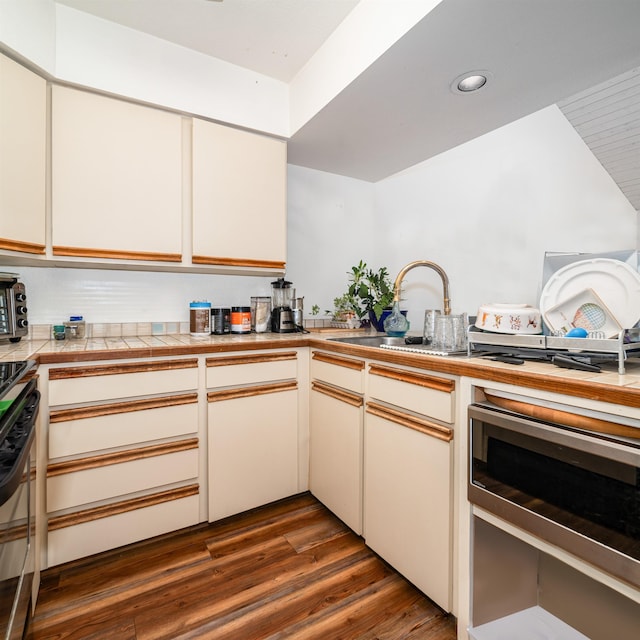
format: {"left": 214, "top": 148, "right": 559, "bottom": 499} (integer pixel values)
{"left": 45, "top": 358, "right": 200, "bottom": 567}
{"left": 309, "top": 351, "right": 365, "bottom": 534}
{"left": 207, "top": 351, "right": 301, "bottom": 521}
{"left": 364, "top": 363, "right": 455, "bottom": 612}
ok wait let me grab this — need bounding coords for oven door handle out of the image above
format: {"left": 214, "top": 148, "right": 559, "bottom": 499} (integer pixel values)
{"left": 469, "top": 403, "right": 640, "bottom": 467}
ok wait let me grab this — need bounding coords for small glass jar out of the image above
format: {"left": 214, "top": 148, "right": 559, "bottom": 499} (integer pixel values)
{"left": 53, "top": 325, "right": 66, "bottom": 340}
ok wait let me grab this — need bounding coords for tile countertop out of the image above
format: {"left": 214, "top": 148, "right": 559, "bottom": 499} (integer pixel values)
{"left": 1, "top": 331, "right": 639, "bottom": 410}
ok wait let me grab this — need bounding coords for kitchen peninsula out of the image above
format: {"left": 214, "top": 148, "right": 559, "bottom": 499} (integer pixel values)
{"left": 2, "top": 330, "right": 639, "bottom": 639}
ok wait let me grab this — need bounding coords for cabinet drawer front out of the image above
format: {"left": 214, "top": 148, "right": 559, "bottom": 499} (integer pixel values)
{"left": 49, "top": 397, "right": 198, "bottom": 458}
{"left": 47, "top": 490, "right": 199, "bottom": 567}
{"left": 47, "top": 446, "right": 198, "bottom": 512}
{"left": 206, "top": 352, "right": 297, "bottom": 388}
{"left": 368, "top": 364, "right": 455, "bottom": 423}
{"left": 49, "top": 360, "right": 198, "bottom": 406}
{"left": 311, "top": 351, "right": 365, "bottom": 393}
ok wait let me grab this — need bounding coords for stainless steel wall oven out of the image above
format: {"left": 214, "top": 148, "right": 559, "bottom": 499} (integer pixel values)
{"left": 469, "top": 396, "right": 640, "bottom": 589}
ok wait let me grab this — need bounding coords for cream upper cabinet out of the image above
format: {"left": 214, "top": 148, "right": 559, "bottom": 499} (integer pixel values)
{"left": 0, "top": 54, "right": 46, "bottom": 255}
{"left": 51, "top": 86, "right": 183, "bottom": 263}
{"left": 192, "top": 118, "right": 287, "bottom": 271}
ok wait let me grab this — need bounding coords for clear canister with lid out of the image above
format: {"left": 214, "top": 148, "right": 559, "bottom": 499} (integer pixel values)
{"left": 190, "top": 301, "right": 211, "bottom": 336}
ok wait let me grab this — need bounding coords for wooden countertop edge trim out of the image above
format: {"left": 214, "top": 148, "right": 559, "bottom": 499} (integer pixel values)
{"left": 311, "top": 381, "right": 363, "bottom": 407}
{"left": 366, "top": 401, "right": 453, "bottom": 442}
{"left": 48, "top": 484, "right": 199, "bottom": 531}
{"left": 17, "top": 336, "right": 640, "bottom": 408}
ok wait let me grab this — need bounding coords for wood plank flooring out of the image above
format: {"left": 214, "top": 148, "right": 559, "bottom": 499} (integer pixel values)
{"left": 28, "top": 493, "right": 457, "bottom": 639}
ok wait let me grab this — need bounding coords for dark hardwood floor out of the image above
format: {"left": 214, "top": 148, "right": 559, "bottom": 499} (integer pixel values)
{"left": 28, "top": 493, "right": 457, "bottom": 639}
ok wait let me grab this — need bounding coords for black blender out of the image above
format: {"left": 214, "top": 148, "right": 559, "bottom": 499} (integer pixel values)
{"left": 271, "top": 278, "right": 296, "bottom": 333}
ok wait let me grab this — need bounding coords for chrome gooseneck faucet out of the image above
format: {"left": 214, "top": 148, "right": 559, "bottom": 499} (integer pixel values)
{"left": 392, "top": 260, "right": 451, "bottom": 316}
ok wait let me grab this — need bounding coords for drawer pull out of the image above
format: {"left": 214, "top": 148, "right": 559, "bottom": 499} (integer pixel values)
{"left": 48, "top": 484, "right": 199, "bottom": 531}
{"left": 50, "top": 393, "right": 198, "bottom": 423}
{"left": 208, "top": 380, "right": 297, "bottom": 402}
{"left": 312, "top": 351, "right": 365, "bottom": 371}
{"left": 50, "top": 358, "right": 198, "bottom": 380}
{"left": 312, "top": 381, "right": 363, "bottom": 407}
{"left": 52, "top": 246, "right": 182, "bottom": 262}
{"left": 366, "top": 401, "right": 453, "bottom": 442}
{"left": 206, "top": 352, "right": 297, "bottom": 367}
{"left": 369, "top": 364, "right": 454, "bottom": 393}
{"left": 47, "top": 438, "right": 198, "bottom": 476}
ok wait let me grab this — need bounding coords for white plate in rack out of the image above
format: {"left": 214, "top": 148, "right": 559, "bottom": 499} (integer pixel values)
{"left": 540, "top": 258, "right": 640, "bottom": 331}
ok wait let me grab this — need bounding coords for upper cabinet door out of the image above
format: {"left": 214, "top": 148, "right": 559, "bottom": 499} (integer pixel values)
{"left": 51, "top": 86, "right": 183, "bottom": 262}
{"left": 0, "top": 54, "right": 46, "bottom": 255}
{"left": 192, "top": 118, "right": 287, "bottom": 271}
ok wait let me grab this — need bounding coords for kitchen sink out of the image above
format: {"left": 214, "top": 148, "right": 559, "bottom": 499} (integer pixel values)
{"left": 328, "top": 334, "right": 469, "bottom": 357}
{"left": 327, "top": 335, "right": 406, "bottom": 347}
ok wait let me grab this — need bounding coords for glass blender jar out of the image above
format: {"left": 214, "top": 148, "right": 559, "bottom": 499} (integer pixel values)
{"left": 271, "top": 278, "right": 296, "bottom": 333}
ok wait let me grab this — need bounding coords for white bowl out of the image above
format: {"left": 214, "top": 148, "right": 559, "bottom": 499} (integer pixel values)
{"left": 476, "top": 303, "right": 542, "bottom": 334}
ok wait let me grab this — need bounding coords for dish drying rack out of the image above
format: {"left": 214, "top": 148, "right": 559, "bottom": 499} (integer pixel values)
{"left": 467, "top": 326, "right": 640, "bottom": 375}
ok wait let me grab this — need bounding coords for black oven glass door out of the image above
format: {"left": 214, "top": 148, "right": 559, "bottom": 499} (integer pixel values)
{"left": 469, "top": 403, "right": 640, "bottom": 586}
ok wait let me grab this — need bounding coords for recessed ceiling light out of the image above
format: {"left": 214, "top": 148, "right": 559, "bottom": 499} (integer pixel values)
{"left": 451, "top": 70, "right": 492, "bottom": 94}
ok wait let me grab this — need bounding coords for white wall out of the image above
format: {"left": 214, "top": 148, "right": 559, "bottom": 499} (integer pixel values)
{"left": 287, "top": 106, "right": 638, "bottom": 330}
{"left": 4, "top": 267, "right": 274, "bottom": 326}
{"left": 286, "top": 164, "right": 375, "bottom": 316}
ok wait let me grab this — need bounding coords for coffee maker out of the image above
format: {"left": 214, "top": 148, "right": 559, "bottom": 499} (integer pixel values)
{"left": 271, "top": 278, "right": 296, "bottom": 333}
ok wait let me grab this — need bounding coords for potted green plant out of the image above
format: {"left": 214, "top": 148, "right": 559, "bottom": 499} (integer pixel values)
{"left": 347, "top": 261, "right": 395, "bottom": 322}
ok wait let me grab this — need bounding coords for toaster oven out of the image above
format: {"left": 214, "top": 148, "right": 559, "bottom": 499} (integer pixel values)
{"left": 0, "top": 273, "right": 28, "bottom": 343}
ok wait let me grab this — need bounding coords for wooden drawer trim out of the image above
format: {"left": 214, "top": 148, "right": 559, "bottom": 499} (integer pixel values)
{"left": 206, "top": 352, "right": 297, "bottom": 367}
{"left": 47, "top": 438, "right": 199, "bottom": 477}
{"left": 49, "top": 392, "right": 198, "bottom": 423}
{"left": 1, "top": 522, "right": 29, "bottom": 544}
{"left": 52, "top": 245, "right": 182, "bottom": 262}
{"left": 48, "top": 484, "right": 199, "bottom": 532}
{"left": 368, "top": 364, "right": 455, "bottom": 394}
{"left": 192, "top": 255, "right": 285, "bottom": 270}
{"left": 312, "top": 350, "right": 365, "bottom": 371}
{"left": 208, "top": 380, "right": 297, "bottom": 402}
{"left": 0, "top": 237, "right": 46, "bottom": 255}
{"left": 311, "top": 381, "right": 363, "bottom": 408}
{"left": 366, "top": 401, "right": 453, "bottom": 442}
{"left": 49, "top": 358, "right": 198, "bottom": 380}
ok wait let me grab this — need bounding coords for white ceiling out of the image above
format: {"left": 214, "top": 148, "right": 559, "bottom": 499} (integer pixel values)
{"left": 56, "top": 0, "right": 360, "bottom": 82}
{"left": 55, "top": 0, "right": 640, "bottom": 192}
